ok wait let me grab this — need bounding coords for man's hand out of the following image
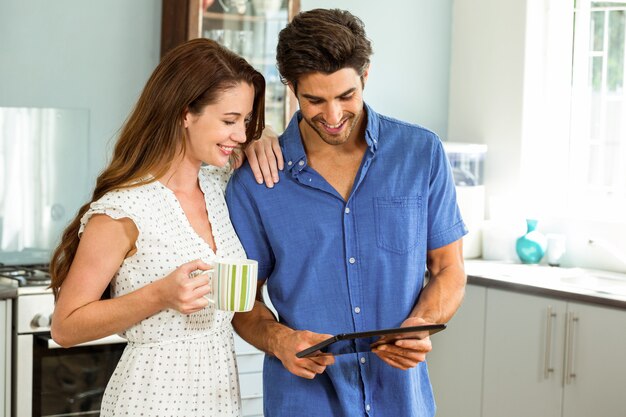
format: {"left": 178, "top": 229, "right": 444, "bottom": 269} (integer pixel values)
{"left": 371, "top": 317, "right": 433, "bottom": 370}
{"left": 242, "top": 125, "right": 284, "bottom": 187}
{"left": 272, "top": 329, "right": 336, "bottom": 379}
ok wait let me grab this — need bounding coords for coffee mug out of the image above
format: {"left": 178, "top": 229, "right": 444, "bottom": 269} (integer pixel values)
{"left": 200, "top": 258, "right": 258, "bottom": 312}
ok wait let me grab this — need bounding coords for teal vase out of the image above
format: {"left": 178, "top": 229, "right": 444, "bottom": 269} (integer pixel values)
{"left": 516, "top": 219, "right": 547, "bottom": 264}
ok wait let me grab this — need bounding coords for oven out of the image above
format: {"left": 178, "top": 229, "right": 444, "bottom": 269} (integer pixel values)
{"left": 2, "top": 265, "right": 126, "bottom": 417}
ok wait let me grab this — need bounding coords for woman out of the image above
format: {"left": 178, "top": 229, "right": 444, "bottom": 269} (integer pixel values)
{"left": 50, "top": 38, "right": 276, "bottom": 416}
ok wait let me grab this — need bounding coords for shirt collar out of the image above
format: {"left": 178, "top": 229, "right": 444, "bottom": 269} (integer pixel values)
{"left": 363, "top": 102, "right": 380, "bottom": 152}
{"left": 281, "top": 112, "right": 307, "bottom": 173}
{"left": 281, "top": 102, "right": 380, "bottom": 174}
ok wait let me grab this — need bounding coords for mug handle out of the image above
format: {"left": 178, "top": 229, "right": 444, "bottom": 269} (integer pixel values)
{"left": 195, "top": 269, "right": 216, "bottom": 303}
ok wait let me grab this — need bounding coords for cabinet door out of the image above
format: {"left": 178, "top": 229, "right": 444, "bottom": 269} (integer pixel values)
{"left": 482, "top": 289, "right": 567, "bottom": 417}
{"left": 562, "top": 302, "right": 626, "bottom": 417}
{"left": 428, "top": 284, "right": 486, "bottom": 417}
{"left": 0, "top": 300, "right": 10, "bottom": 417}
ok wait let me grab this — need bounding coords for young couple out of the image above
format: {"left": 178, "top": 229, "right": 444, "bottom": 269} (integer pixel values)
{"left": 51, "top": 8, "right": 467, "bottom": 417}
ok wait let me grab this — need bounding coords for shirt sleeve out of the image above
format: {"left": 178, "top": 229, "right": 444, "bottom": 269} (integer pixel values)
{"left": 426, "top": 138, "right": 468, "bottom": 250}
{"left": 225, "top": 172, "right": 275, "bottom": 279}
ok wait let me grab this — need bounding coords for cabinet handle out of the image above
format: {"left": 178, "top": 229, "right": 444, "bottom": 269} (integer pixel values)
{"left": 563, "top": 312, "right": 579, "bottom": 385}
{"left": 544, "top": 306, "right": 557, "bottom": 379}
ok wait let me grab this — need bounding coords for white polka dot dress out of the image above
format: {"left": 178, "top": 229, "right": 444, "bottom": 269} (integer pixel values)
{"left": 79, "top": 166, "right": 243, "bottom": 417}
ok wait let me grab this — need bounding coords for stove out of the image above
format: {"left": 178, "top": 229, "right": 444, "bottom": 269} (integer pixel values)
{"left": 0, "top": 264, "right": 51, "bottom": 290}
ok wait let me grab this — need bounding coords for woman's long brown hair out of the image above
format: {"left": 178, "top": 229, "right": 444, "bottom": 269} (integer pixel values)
{"left": 49, "top": 38, "right": 265, "bottom": 300}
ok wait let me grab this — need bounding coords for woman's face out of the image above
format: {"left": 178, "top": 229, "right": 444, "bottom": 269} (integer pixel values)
{"left": 184, "top": 82, "right": 255, "bottom": 168}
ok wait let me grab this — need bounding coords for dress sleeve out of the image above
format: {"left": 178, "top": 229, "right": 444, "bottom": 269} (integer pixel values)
{"left": 426, "top": 138, "right": 468, "bottom": 250}
{"left": 78, "top": 200, "right": 138, "bottom": 238}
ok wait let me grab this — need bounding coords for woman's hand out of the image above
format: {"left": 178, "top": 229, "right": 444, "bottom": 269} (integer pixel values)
{"left": 155, "top": 259, "right": 213, "bottom": 314}
{"left": 235, "top": 125, "right": 284, "bottom": 187}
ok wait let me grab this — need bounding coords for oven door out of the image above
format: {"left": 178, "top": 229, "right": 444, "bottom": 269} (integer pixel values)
{"left": 14, "top": 333, "right": 126, "bottom": 417}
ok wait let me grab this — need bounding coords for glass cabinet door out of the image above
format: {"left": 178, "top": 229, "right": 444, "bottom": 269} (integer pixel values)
{"left": 161, "top": 0, "right": 299, "bottom": 132}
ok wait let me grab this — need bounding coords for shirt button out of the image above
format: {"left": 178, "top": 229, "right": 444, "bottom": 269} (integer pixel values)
{"left": 287, "top": 161, "right": 293, "bottom": 166}
{"left": 298, "top": 160, "right": 305, "bottom": 166}
{"left": 349, "top": 257, "right": 356, "bottom": 264}
{"left": 344, "top": 207, "right": 350, "bottom": 214}
{"left": 360, "top": 357, "right": 366, "bottom": 364}
{"left": 366, "top": 404, "right": 371, "bottom": 412}
{"left": 354, "top": 307, "right": 361, "bottom": 314}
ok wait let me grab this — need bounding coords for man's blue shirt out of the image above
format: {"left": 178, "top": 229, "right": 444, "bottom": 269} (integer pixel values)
{"left": 226, "top": 104, "right": 467, "bottom": 417}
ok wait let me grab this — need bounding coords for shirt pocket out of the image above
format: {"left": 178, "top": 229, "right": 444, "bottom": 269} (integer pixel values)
{"left": 374, "top": 196, "right": 422, "bottom": 254}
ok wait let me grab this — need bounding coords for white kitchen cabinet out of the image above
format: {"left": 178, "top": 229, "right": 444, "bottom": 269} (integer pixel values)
{"left": 482, "top": 288, "right": 626, "bottom": 417}
{"left": 561, "top": 301, "right": 626, "bottom": 417}
{"left": 482, "top": 289, "right": 567, "bottom": 417}
{"left": 234, "top": 333, "right": 265, "bottom": 417}
{"left": 428, "top": 284, "right": 486, "bottom": 417}
{"left": 0, "top": 299, "right": 11, "bottom": 417}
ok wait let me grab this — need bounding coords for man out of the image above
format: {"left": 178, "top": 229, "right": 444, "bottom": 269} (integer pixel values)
{"left": 226, "top": 8, "right": 467, "bottom": 417}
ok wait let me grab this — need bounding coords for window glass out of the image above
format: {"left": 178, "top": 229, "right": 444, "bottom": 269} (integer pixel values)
{"left": 570, "top": 1, "right": 626, "bottom": 216}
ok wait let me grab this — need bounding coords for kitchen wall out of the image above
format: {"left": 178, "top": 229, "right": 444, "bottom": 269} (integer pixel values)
{"left": 447, "top": 0, "right": 527, "bottom": 203}
{"left": 301, "top": 0, "right": 453, "bottom": 138}
{"left": 0, "top": 0, "right": 161, "bottom": 195}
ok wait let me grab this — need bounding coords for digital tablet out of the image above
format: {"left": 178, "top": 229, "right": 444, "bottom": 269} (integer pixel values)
{"left": 295, "top": 323, "right": 446, "bottom": 358}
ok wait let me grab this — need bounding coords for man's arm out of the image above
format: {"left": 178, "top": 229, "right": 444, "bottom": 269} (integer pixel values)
{"left": 413, "top": 238, "right": 466, "bottom": 323}
{"left": 232, "top": 280, "right": 336, "bottom": 379}
{"left": 372, "top": 239, "right": 466, "bottom": 370}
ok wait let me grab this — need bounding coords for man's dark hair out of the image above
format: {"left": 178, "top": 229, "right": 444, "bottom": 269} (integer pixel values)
{"left": 276, "top": 8, "right": 373, "bottom": 92}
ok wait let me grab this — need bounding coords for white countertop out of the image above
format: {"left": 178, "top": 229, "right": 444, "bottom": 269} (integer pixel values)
{"left": 464, "top": 259, "right": 626, "bottom": 308}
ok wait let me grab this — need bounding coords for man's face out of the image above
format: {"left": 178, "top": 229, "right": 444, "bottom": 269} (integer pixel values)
{"left": 294, "top": 67, "right": 367, "bottom": 146}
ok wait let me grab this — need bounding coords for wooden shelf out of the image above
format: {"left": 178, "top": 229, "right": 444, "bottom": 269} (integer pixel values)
{"left": 203, "top": 11, "right": 286, "bottom": 23}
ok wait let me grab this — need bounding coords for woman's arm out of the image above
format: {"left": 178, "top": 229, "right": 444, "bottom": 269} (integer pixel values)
{"left": 51, "top": 214, "right": 212, "bottom": 347}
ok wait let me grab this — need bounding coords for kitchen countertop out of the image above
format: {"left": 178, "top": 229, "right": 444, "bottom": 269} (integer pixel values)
{"left": 465, "top": 260, "right": 626, "bottom": 309}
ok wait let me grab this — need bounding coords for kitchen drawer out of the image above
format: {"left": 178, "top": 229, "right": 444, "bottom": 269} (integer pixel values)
{"left": 236, "top": 351, "right": 264, "bottom": 373}
{"left": 239, "top": 372, "right": 263, "bottom": 398}
{"left": 242, "top": 396, "right": 263, "bottom": 416}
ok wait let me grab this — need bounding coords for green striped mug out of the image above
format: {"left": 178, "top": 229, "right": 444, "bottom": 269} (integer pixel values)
{"left": 204, "top": 258, "right": 258, "bottom": 312}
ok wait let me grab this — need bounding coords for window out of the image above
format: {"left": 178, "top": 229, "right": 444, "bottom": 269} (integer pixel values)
{"left": 570, "top": 1, "right": 626, "bottom": 219}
